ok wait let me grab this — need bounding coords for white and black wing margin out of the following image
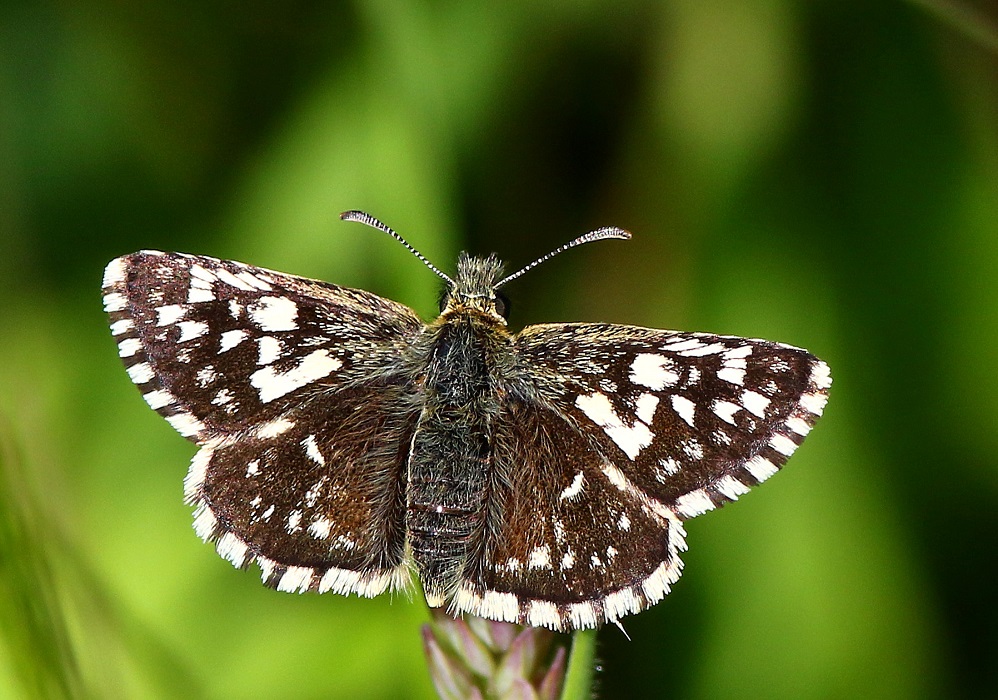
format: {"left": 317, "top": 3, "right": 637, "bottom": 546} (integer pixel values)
{"left": 450, "top": 323, "right": 831, "bottom": 632}
{"left": 102, "top": 251, "right": 424, "bottom": 598}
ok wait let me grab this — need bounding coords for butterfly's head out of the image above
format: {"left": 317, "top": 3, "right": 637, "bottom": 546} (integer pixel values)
{"left": 440, "top": 252, "right": 510, "bottom": 322}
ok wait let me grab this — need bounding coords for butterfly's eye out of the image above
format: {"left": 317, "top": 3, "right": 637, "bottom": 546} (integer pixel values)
{"left": 438, "top": 289, "right": 451, "bottom": 313}
{"left": 494, "top": 291, "right": 511, "bottom": 320}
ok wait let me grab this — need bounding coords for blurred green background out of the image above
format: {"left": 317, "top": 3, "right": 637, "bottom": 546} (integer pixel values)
{"left": 2, "top": 1, "right": 997, "bottom": 698}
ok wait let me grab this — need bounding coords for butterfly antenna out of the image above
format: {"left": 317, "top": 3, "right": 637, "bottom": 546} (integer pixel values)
{"left": 341, "top": 210, "right": 454, "bottom": 286}
{"left": 496, "top": 225, "right": 631, "bottom": 288}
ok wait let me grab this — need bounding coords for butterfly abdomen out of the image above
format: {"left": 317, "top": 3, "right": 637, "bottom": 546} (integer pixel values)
{"left": 407, "top": 313, "right": 506, "bottom": 604}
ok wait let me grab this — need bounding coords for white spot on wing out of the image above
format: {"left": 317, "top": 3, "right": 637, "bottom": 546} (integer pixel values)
{"left": 103, "top": 257, "right": 127, "bottom": 287}
{"left": 677, "top": 342, "right": 725, "bottom": 357}
{"left": 155, "top": 305, "right": 186, "bottom": 326}
{"left": 528, "top": 545, "right": 551, "bottom": 570}
{"left": 715, "top": 474, "right": 751, "bottom": 500}
{"left": 661, "top": 338, "right": 704, "bottom": 353}
{"left": 165, "top": 411, "right": 205, "bottom": 438}
{"left": 559, "top": 472, "right": 585, "bottom": 501}
{"left": 712, "top": 400, "right": 740, "bottom": 425}
{"left": 211, "top": 388, "right": 234, "bottom": 406}
{"left": 658, "top": 457, "right": 680, "bottom": 477}
{"left": 305, "top": 477, "right": 326, "bottom": 507}
{"left": 634, "top": 393, "right": 659, "bottom": 424}
{"left": 785, "top": 416, "right": 812, "bottom": 436}
{"left": 177, "top": 320, "right": 209, "bottom": 343}
{"left": 682, "top": 438, "right": 704, "bottom": 461}
{"left": 769, "top": 433, "right": 798, "bottom": 456}
{"left": 745, "top": 454, "right": 779, "bottom": 482}
{"left": 257, "top": 336, "right": 283, "bottom": 365}
{"left": 126, "top": 362, "right": 154, "bottom": 384}
{"left": 216, "top": 532, "right": 249, "bottom": 568}
{"left": 527, "top": 600, "right": 560, "bottom": 628}
{"left": 117, "top": 338, "right": 142, "bottom": 358}
{"left": 143, "top": 389, "right": 172, "bottom": 410}
{"left": 717, "top": 367, "right": 746, "bottom": 385}
{"left": 256, "top": 417, "right": 295, "bottom": 438}
{"left": 189, "top": 264, "right": 217, "bottom": 283}
{"left": 810, "top": 361, "right": 832, "bottom": 390}
{"left": 309, "top": 517, "right": 332, "bottom": 539}
{"left": 479, "top": 590, "right": 519, "bottom": 623}
{"left": 192, "top": 504, "right": 218, "bottom": 540}
{"left": 187, "top": 287, "right": 215, "bottom": 303}
{"left": 724, "top": 345, "right": 753, "bottom": 359}
{"left": 741, "top": 390, "right": 770, "bottom": 418}
{"left": 219, "top": 329, "right": 248, "bottom": 353}
{"left": 800, "top": 392, "right": 827, "bottom": 416}
{"left": 103, "top": 292, "right": 127, "bottom": 313}
{"left": 303, "top": 435, "right": 325, "bottom": 465}
{"left": 671, "top": 395, "right": 696, "bottom": 427}
{"left": 250, "top": 296, "right": 299, "bottom": 332}
{"left": 110, "top": 319, "right": 134, "bottom": 336}
{"left": 575, "top": 392, "right": 653, "bottom": 460}
{"left": 251, "top": 350, "right": 341, "bottom": 403}
{"left": 184, "top": 448, "right": 212, "bottom": 499}
{"left": 215, "top": 267, "right": 256, "bottom": 291}
{"left": 236, "top": 270, "right": 273, "bottom": 291}
{"left": 195, "top": 366, "right": 216, "bottom": 387}
{"left": 630, "top": 353, "right": 679, "bottom": 390}
{"left": 277, "top": 566, "right": 313, "bottom": 593}
{"left": 675, "top": 488, "right": 715, "bottom": 517}
{"left": 569, "top": 602, "right": 598, "bottom": 629}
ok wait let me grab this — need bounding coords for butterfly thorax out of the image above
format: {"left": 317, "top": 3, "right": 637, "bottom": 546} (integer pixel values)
{"left": 406, "top": 253, "right": 514, "bottom": 605}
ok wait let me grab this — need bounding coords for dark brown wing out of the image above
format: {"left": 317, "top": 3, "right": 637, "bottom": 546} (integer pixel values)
{"left": 190, "top": 379, "right": 416, "bottom": 597}
{"left": 102, "top": 251, "right": 423, "bottom": 442}
{"left": 103, "top": 252, "right": 425, "bottom": 596}
{"left": 449, "top": 323, "right": 830, "bottom": 631}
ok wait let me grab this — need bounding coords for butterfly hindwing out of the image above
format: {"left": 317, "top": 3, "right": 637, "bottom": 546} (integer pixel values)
{"left": 189, "top": 379, "right": 418, "bottom": 597}
{"left": 452, "top": 398, "right": 687, "bottom": 631}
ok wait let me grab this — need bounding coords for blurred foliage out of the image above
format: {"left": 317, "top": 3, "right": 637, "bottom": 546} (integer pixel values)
{"left": 1, "top": 0, "right": 997, "bottom": 698}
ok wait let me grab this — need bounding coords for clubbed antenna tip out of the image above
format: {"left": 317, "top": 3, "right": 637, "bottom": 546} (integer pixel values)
{"left": 497, "top": 226, "right": 631, "bottom": 288}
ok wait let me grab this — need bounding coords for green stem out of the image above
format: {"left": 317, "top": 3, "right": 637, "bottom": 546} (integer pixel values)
{"left": 560, "top": 629, "right": 597, "bottom": 700}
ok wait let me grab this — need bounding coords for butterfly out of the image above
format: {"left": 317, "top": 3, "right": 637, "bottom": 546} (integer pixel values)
{"left": 102, "top": 211, "right": 830, "bottom": 632}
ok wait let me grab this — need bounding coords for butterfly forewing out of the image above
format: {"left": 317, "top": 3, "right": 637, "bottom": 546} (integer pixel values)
{"left": 516, "top": 324, "right": 831, "bottom": 518}
{"left": 102, "top": 251, "right": 423, "bottom": 440}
